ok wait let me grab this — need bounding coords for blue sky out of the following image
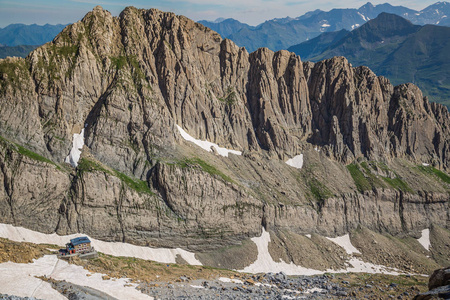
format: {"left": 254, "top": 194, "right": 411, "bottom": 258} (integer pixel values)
{"left": 0, "top": 0, "right": 442, "bottom": 28}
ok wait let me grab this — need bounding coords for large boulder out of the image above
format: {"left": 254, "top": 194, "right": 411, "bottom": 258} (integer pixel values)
{"left": 414, "top": 267, "right": 450, "bottom": 300}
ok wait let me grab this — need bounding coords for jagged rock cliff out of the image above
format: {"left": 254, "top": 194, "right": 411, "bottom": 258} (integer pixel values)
{"left": 0, "top": 6, "right": 449, "bottom": 258}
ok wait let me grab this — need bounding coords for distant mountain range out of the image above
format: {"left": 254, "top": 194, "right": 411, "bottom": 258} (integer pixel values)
{"left": 198, "top": 1, "right": 450, "bottom": 52}
{"left": 197, "top": 18, "right": 253, "bottom": 39}
{"left": 0, "top": 23, "right": 66, "bottom": 58}
{"left": 0, "top": 45, "right": 39, "bottom": 59}
{"left": 0, "top": 23, "right": 66, "bottom": 46}
{"left": 288, "top": 13, "right": 450, "bottom": 108}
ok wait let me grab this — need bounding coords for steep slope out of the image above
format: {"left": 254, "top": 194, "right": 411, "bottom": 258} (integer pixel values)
{"left": 0, "top": 5, "right": 449, "bottom": 266}
{"left": 289, "top": 13, "right": 450, "bottom": 107}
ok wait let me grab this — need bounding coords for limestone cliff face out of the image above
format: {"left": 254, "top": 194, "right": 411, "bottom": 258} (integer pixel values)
{"left": 0, "top": 6, "right": 449, "bottom": 251}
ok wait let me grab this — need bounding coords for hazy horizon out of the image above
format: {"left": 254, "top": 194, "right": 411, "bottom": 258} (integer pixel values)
{"left": 0, "top": 0, "right": 446, "bottom": 28}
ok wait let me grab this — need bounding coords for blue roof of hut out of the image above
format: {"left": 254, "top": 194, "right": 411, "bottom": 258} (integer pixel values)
{"left": 70, "top": 236, "right": 91, "bottom": 246}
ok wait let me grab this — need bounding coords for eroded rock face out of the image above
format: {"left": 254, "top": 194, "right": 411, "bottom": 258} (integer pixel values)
{"left": 0, "top": 6, "right": 449, "bottom": 253}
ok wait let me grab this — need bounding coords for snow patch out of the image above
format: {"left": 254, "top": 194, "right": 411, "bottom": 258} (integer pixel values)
{"left": 65, "top": 129, "right": 85, "bottom": 167}
{"left": 176, "top": 125, "right": 241, "bottom": 157}
{"left": 343, "top": 258, "right": 402, "bottom": 275}
{"left": 321, "top": 23, "right": 331, "bottom": 27}
{"left": 326, "top": 234, "right": 361, "bottom": 255}
{"left": 417, "top": 229, "right": 431, "bottom": 251}
{"left": 0, "top": 255, "right": 152, "bottom": 300}
{"left": 218, "top": 277, "right": 244, "bottom": 284}
{"left": 358, "top": 12, "right": 368, "bottom": 21}
{"left": 239, "top": 228, "right": 406, "bottom": 276}
{"left": 305, "top": 234, "right": 312, "bottom": 238}
{"left": 285, "top": 154, "right": 303, "bottom": 169}
{"left": 422, "top": 163, "right": 430, "bottom": 166}
{"left": 351, "top": 24, "right": 360, "bottom": 30}
{"left": 0, "top": 223, "right": 202, "bottom": 266}
{"left": 238, "top": 228, "right": 323, "bottom": 275}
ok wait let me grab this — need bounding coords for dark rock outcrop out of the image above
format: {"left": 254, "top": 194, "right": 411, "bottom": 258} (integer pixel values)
{"left": 414, "top": 267, "right": 450, "bottom": 299}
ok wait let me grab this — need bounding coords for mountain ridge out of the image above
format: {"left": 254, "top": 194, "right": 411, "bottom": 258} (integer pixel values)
{"left": 0, "top": 6, "right": 448, "bottom": 271}
{"left": 288, "top": 13, "right": 450, "bottom": 107}
{"left": 199, "top": 1, "right": 450, "bottom": 52}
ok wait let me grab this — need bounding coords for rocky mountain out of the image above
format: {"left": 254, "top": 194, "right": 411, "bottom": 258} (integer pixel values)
{"left": 0, "top": 23, "right": 66, "bottom": 46}
{"left": 408, "top": 1, "right": 450, "bottom": 25}
{"left": 288, "top": 13, "right": 450, "bottom": 108}
{"left": 202, "top": 2, "right": 450, "bottom": 52}
{"left": 197, "top": 18, "right": 253, "bottom": 38}
{"left": 287, "top": 29, "right": 349, "bottom": 61}
{"left": 0, "top": 6, "right": 449, "bottom": 271}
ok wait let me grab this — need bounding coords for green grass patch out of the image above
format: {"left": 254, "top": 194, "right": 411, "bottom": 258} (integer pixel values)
{"left": 348, "top": 161, "right": 415, "bottom": 193}
{"left": 347, "top": 163, "right": 373, "bottom": 192}
{"left": 172, "top": 157, "right": 234, "bottom": 184}
{"left": 15, "top": 144, "right": 55, "bottom": 166}
{"left": 417, "top": 165, "right": 450, "bottom": 184}
{"left": 111, "top": 55, "right": 128, "bottom": 70}
{"left": 308, "top": 177, "right": 333, "bottom": 202}
{"left": 382, "top": 176, "right": 413, "bottom": 192}
{"left": 0, "top": 135, "right": 62, "bottom": 170}
{"left": 77, "top": 157, "right": 154, "bottom": 195}
{"left": 77, "top": 157, "right": 109, "bottom": 173}
{"left": 115, "top": 170, "right": 153, "bottom": 194}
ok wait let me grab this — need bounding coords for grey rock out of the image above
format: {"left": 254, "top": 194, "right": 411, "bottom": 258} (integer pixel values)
{"left": 429, "top": 267, "right": 450, "bottom": 290}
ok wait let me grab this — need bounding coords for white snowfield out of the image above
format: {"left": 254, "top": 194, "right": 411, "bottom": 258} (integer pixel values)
{"left": 326, "top": 234, "right": 361, "bottom": 255}
{"left": 0, "top": 255, "right": 153, "bottom": 300}
{"left": 417, "top": 228, "right": 431, "bottom": 251}
{"left": 239, "top": 228, "right": 405, "bottom": 276}
{"left": 285, "top": 154, "right": 304, "bottom": 169}
{"left": 239, "top": 228, "right": 325, "bottom": 275}
{"left": 0, "top": 223, "right": 202, "bottom": 265}
{"left": 176, "top": 125, "right": 242, "bottom": 157}
{"left": 65, "top": 128, "right": 85, "bottom": 167}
